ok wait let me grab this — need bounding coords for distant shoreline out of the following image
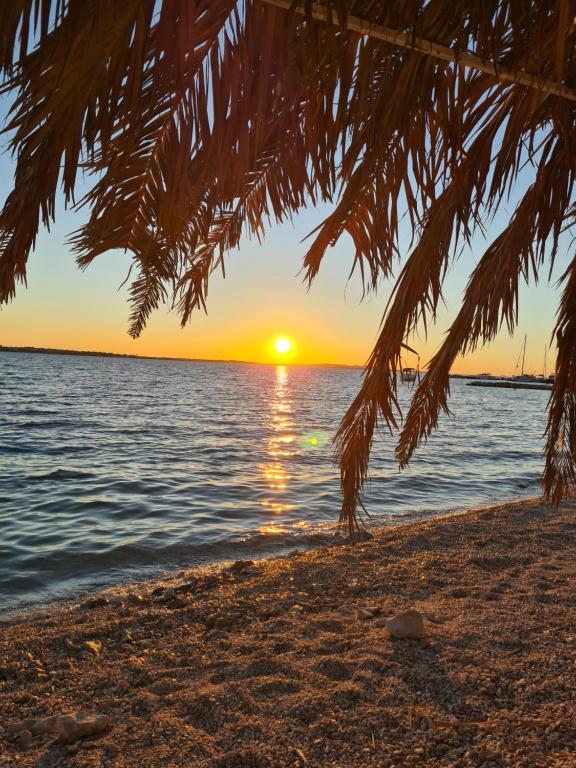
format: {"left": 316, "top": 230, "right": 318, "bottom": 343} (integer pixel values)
{"left": 0, "top": 345, "right": 516, "bottom": 378}
{"left": 0, "top": 344, "right": 362, "bottom": 369}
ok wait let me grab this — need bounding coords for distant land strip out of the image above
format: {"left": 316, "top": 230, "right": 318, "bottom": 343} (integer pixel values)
{"left": 0, "top": 345, "right": 504, "bottom": 378}
{"left": 0, "top": 344, "right": 363, "bottom": 369}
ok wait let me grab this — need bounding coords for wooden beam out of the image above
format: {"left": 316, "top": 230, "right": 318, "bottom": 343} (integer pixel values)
{"left": 261, "top": 0, "right": 576, "bottom": 103}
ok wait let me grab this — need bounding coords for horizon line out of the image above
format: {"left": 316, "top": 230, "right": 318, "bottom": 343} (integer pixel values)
{"left": 0, "top": 343, "right": 366, "bottom": 369}
{"left": 0, "top": 344, "right": 504, "bottom": 378}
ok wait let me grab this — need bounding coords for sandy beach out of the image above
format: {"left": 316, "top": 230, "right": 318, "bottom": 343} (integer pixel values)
{"left": 1, "top": 496, "right": 575, "bottom": 767}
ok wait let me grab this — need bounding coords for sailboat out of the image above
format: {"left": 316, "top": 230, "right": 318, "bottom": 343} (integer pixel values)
{"left": 512, "top": 335, "right": 538, "bottom": 382}
{"left": 512, "top": 336, "right": 555, "bottom": 383}
{"left": 468, "top": 334, "right": 553, "bottom": 391}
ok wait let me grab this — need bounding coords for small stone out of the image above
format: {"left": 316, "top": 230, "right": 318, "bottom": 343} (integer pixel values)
{"left": 79, "top": 596, "right": 109, "bottom": 610}
{"left": 203, "top": 574, "right": 220, "bottom": 589}
{"left": 214, "top": 616, "right": 234, "bottom": 630}
{"left": 107, "top": 595, "right": 124, "bottom": 607}
{"left": 166, "top": 598, "right": 187, "bottom": 610}
{"left": 56, "top": 711, "right": 109, "bottom": 742}
{"left": 128, "top": 593, "right": 145, "bottom": 605}
{"left": 173, "top": 579, "right": 198, "bottom": 593}
{"left": 84, "top": 640, "right": 102, "bottom": 656}
{"left": 448, "top": 587, "right": 469, "bottom": 598}
{"left": 357, "top": 608, "right": 375, "bottom": 620}
{"left": 0, "top": 664, "right": 18, "bottom": 679}
{"left": 148, "top": 678, "right": 178, "bottom": 695}
{"left": 158, "top": 590, "right": 178, "bottom": 605}
{"left": 228, "top": 559, "right": 254, "bottom": 573}
{"left": 351, "top": 529, "right": 373, "bottom": 543}
{"left": 101, "top": 739, "right": 120, "bottom": 755}
{"left": 384, "top": 609, "right": 426, "bottom": 639}
{"left": 15, "top": 729, "right": 33, "bottom": 748}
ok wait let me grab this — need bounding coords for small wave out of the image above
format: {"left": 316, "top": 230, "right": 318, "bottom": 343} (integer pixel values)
{"left": 27, "top": 468, "right": 95, "bottom": 481}
{"left": 0, "top": 358, "right": 548, "bottom": 612}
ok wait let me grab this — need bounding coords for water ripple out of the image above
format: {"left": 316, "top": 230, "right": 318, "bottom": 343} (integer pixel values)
{"left": 0, "top": 353, "right": 547, "bottom": 611}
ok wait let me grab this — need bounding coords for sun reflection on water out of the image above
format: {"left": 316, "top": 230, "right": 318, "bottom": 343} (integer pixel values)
{"left": 258, "top": 365, "right": 297, "bottom": 528}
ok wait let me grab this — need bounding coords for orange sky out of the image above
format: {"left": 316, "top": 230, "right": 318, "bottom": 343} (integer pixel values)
{"left": 0, "top": 179, "right": 565, "bottom": 375}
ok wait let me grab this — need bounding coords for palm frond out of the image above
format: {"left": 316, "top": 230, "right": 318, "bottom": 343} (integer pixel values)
{"left": 2, "top": 0, "right": 576, "bottom": 528}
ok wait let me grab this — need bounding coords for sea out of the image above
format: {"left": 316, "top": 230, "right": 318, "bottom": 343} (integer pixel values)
{"left": 0, "top": 352, "right": 548, "bottom": 613}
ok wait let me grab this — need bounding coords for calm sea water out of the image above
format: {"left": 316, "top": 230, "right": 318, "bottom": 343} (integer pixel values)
{"left": 0, "top": 352, "right": 547, "bottom": 612}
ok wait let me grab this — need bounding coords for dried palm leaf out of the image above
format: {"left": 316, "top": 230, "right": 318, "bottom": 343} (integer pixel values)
{"left": 1, "top": 1, "right": 576, "bottom": 530}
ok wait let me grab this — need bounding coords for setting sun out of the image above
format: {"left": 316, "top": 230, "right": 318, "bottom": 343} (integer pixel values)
{"left": 274, "top": 336, "right": 292, "bottom": 355}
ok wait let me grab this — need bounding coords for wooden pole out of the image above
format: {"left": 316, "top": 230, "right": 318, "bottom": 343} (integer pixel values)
{"left": 261, "top": 0, "right": 576, "bottom": 103}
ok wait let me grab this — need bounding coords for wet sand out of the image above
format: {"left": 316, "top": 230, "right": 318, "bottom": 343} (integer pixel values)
{"left": 1, "top": 496, "right": 575, "bottom": 767}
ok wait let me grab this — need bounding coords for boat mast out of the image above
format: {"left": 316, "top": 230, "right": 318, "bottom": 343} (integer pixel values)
{"left": 521, "top": 334, "right": 527, "bottom": 376}
{"left": 544, "top": 345, "right": 547, "bottom": 379}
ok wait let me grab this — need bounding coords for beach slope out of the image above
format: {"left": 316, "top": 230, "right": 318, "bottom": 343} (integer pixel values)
{"left": 1, "top": 497, "right": 575, "bottom": 767}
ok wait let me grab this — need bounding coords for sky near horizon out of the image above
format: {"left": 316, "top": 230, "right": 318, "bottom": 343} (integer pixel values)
{"left": 0, "top": 124, "right": 569, "bottom": 375}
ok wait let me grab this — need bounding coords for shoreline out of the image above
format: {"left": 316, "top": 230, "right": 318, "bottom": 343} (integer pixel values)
{"left": 0, "top": 494, "right": 539, "bottom": 622}
{"left": 2, "top": 494, "right": 575, "bottom": 766}
{"left": 1, "top": 345, "right": 508, "bottom": 377}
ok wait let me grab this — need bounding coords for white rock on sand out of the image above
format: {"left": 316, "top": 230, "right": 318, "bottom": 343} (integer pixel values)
{"left": 16, "top": 712, "right": 109, "bottom": 743}
{"left": 384, "top": 608, "right": 426, "bottom": 639}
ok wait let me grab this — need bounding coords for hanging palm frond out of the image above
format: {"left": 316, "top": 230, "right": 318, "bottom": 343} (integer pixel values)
{"left": 1, "top": 1, "right": 576, "bottom": 530}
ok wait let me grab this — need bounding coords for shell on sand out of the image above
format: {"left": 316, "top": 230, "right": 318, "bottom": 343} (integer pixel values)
{"left": 384, "top": 609, "right": 425, "bottom": 639}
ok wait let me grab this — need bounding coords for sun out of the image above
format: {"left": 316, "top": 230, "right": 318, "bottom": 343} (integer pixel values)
{"left": 274, "top": 336, "right": 292, "bottom": 355}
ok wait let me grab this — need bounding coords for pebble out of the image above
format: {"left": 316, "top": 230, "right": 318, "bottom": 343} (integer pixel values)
{"left": 351, "top": 529, "right": 374, "bottom": 543}
{"left": 214, "top": 616, "right": 234, "bottom": 630}
{"left": 100, "top": 739, "right": 121, "bottom": 755}
{"left": 14, "top": 711, "right": 109, "bottom": 742}
{"left": 148, "top": 678, "right": 178, "bottom": 695}
{"left": 166, "top": 597, "right": 188, "bottom": 610}
{"left": 0, "top": 664, "right": 18, "bottom": 678}
{"left": 128, "top": 593, "right": 145, "bottom": 605}
{"left": 384, "top": 609, "right": 426, "bottom": 639}
{"left": 173, "top": 579, "right": 199, "bottom": 593}
{"left": 228, "top": 559, "right": 254, "bottom": 573}
{"left": 14, "top": 729, "right": 33, "bottom": 748}
{"left": 448, "top": 587, "right": 469, "bottom": 598}
{"left": 84, "top": 640, "right": 102, "bottom": 656}
{"left": 79, "top": 596, "right": 110, "bottom": 610}
{"left": 56, "top": 711, "right": 109, "bottom": 742}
